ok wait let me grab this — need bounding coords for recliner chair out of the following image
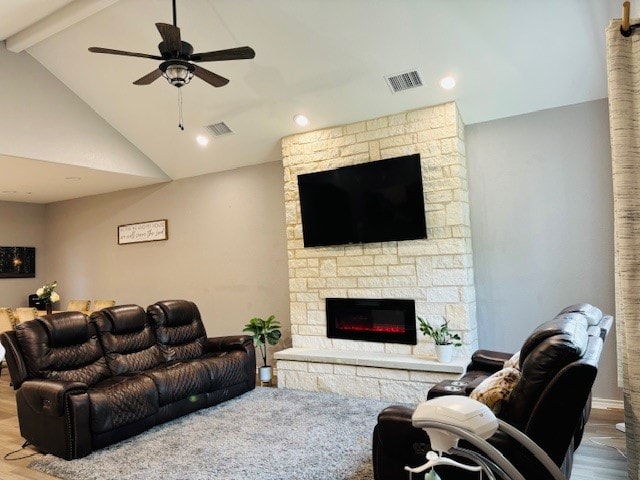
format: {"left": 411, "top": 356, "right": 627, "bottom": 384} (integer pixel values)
{"left": 372, "top": 304, "right": 613, "bottom": 480}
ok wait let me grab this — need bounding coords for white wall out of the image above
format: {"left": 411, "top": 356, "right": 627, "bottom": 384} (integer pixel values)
{"left": 0, "top": 201, "right": 47, "bottom": 307}
{"left": 466, "top": 99, "right": 620, "bottom": 400}
{"left": 0, "top": 43, "right": 165, "bottom": 178}
{"left": 44, "top": 161, "right": 290, "bottom": 355}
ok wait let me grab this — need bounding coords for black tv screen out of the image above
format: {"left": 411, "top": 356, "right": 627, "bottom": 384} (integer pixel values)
{"left": 297, "top": 154, "right": 427, "bottom": 247}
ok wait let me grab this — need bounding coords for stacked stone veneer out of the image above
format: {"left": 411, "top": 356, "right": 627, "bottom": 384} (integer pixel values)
{"left": 278, "top": 102, "right": 477, "bottom": 402}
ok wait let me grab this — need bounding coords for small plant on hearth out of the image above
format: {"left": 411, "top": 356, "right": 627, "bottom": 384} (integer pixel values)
{"left": 243, "top": 315, "right": 282, "bottom": 383}
{"left": 417, "top": 317, "right": 462, "bottom": 347}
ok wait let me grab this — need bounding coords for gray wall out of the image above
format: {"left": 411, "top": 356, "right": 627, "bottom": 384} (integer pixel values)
{"left": 0, "top": 99, "right": 621, "bottom": 401}
{"left": 43, "top": 160, "right": 290, "bottom": 359}
{"left": 0, "top": 201, "right": 46, "bottom": 307}
{"left": 466, "top": 99, "right": 620, "bottom": 400}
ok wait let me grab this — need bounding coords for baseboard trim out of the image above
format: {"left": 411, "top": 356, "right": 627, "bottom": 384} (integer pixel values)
{"left": 592, "top": 397, "right": 624, "bottom": 410}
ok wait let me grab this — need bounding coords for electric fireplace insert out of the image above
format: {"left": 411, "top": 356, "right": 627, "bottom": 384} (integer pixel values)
{"left": 326, "top": 298, "right": 417, "bottom": 345}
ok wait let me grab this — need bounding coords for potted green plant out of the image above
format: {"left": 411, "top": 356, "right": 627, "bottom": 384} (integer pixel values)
{"left": 243, "top": 315, "right": 282, "bottom": 383}
{"left": 417, "top": 316, "right": 461, "bottom": 363}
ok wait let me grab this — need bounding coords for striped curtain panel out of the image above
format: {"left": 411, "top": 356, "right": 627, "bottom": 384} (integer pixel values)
{"left": 607, "top": 18, "right": 640, "bottom": 479}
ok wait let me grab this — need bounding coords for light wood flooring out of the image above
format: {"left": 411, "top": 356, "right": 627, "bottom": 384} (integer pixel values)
{"left": 571, "top": 407, "right": 628, "bottom": 479}
{"left": 0, "top": 369, "right": 627, "bottom": 479}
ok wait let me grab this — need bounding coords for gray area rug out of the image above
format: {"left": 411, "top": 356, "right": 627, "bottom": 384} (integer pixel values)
{"left": 29, "top": 387, "right": 398, "bottom": 480}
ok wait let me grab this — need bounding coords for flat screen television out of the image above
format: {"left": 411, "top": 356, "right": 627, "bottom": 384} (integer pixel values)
{"left": 297, "top": 153, "right": 427, "bottom": 247}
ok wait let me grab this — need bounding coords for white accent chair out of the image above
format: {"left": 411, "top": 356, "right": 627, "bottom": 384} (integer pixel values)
{"left": 66, "top": 300, "right": 90, "bottom": 313}
{"left": 14, "top": 307, "right": 38, "bottom": 323}
{"left": 91, "top": 300, "right": 116, "bottom": 312}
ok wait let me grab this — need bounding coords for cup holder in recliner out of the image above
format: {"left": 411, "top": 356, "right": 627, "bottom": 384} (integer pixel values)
{"left": 450, "top": 380, "right": 468, "bottom": 387}
{"left": 443, "top": 385, "right": 463, "bottom": 392}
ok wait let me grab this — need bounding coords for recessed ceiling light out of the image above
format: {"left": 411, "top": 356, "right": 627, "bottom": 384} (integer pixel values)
{"left": 439, "top": 76, "right": 456, "bottom": 90}
{"left": 293, "top": 114, "right": 309, "bottom": 127}
{"left": 196, "top": 134, "right": 209, "bottom": 146}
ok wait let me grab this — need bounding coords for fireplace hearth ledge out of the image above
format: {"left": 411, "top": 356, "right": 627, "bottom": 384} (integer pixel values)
{"left": 275, "top": 347, "right": 467, "bottom": 373}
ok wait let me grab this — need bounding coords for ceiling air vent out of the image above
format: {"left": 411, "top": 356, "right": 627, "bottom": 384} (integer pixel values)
{"left": 204, "top": 122, "right": 234, "bottom": 137}
{"left": 385, "top": 70, "right": 423, "bottom": 93}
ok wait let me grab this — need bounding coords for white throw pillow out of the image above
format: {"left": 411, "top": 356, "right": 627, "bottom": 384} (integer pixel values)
{"left": 503, "top": 351, "right": 521, "bottom": 370}
{"left": 470, "top": 367, "right": 521, "bottom": 413}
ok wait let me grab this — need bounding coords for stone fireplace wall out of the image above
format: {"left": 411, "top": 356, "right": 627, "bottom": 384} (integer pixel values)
{"left": 281, "top": 102, "right": 477, "bottom": 358}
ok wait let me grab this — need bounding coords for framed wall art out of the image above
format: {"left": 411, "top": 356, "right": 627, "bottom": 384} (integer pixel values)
{"left": 0, "top": 246, "right": 36, "bottom": 278}
{"left": 118, "top": 219, "right": 168, "bottom": 245}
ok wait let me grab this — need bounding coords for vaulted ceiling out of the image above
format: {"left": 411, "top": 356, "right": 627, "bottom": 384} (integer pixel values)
{"left": 0, "top": 0, "right": 630, "bottom": 203}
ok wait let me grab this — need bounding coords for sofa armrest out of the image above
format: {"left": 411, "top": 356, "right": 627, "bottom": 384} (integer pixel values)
{"left": 427, "top": 374, "right": 488, "bottom": 400}
{"left": 376, "top": 405, "right": 429, "bottom": 460}
{"left": 20, "top": 379, "right": 87, "bottom": 417}
{"left": 1, "top": 331, "right": 29, "bottom": 389}
{"left": 204, "top": 335, "right": 254, "bottom": 354}
{"left": 467, "top": 349, "right": 513, "bottom": 373}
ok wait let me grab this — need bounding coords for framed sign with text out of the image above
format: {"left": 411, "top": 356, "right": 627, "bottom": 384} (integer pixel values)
{"left": 118, "top": 220, "right": 168, "bottom": 245}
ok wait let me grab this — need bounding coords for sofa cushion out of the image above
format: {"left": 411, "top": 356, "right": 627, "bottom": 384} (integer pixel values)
{"left": 503, "top": 351, "right": 521, "bottom": 370}
{"left": 147, "top": 300, "right": 207, "bottom": 362}
{"left": 198, "top": 350, "right": 252, "bottom": 389}
{"left": 93, "top": 305, "right": 163, "bottom": 375}
{"left": 470, "top": 367, "right": 521, "bottom": 413}
{"left": 15, "top": 312, "right": 109, "bottom": 386}
{"left": 158, "top": 300, "right": 199, "bottom": 327}
{"left": 142, "top": 360, "right": 212, "bottom": 406}
{"left": 103, "top": 305, "right": 147, "bottom": 334}
{"left": 88, "top": 375, "right": 159, "bottom": 433}
{"left": 41, "top": 314, "right": 89, "bottom": 346}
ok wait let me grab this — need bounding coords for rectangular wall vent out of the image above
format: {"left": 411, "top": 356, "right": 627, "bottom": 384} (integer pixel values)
{"left": 204, "top": 122, "right": 234, "bottom": 137}
{"left": 385, "top": 70, "right": 423, "bottom": 93}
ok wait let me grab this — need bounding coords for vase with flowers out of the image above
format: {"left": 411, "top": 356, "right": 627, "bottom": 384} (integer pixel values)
{"left": 37, "top": 281, "right": 60, "bottom": 315}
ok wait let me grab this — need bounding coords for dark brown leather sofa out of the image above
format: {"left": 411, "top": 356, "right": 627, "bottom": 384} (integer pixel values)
{"left": 372, "top": 303, "right": 613, "bottom": 479}
{"left": 0, "top": 299, "right": 256, "bottom": 460}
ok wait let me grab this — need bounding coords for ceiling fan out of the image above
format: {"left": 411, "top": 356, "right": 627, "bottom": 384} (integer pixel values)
{"left": 88, "top": 0, "right": 255, "bottom": 89}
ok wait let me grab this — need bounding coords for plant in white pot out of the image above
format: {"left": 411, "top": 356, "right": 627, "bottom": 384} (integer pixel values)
{"left": 417, "top": 316, "right": 462, "bottom": 363}
{"left": 243, "top": 315, "right": 282, "bottom": 383}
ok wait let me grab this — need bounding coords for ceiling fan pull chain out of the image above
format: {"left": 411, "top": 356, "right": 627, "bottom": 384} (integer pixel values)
{"left": 177, "top": 88, "right": 184, "bottom": 130}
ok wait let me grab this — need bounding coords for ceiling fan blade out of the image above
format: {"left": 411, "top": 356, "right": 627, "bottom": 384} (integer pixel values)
{"left": 89, "top": 47, "right": 163, "bottom": 60}
{"left": 133, "top": 69, "right": 163, "bottom": 85}
{"left": 192, "top": 65, "right": 229, "bottom": 87}
{"left": 156, "top": 23, "right": 182, "bottom": 54}
{"left": 190, "top": 46, "right": 255, "bottom": 62}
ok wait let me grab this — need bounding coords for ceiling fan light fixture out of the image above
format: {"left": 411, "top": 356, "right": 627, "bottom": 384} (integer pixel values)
{"left": 161, "top": 60, "right": 195, "bottom": 88}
